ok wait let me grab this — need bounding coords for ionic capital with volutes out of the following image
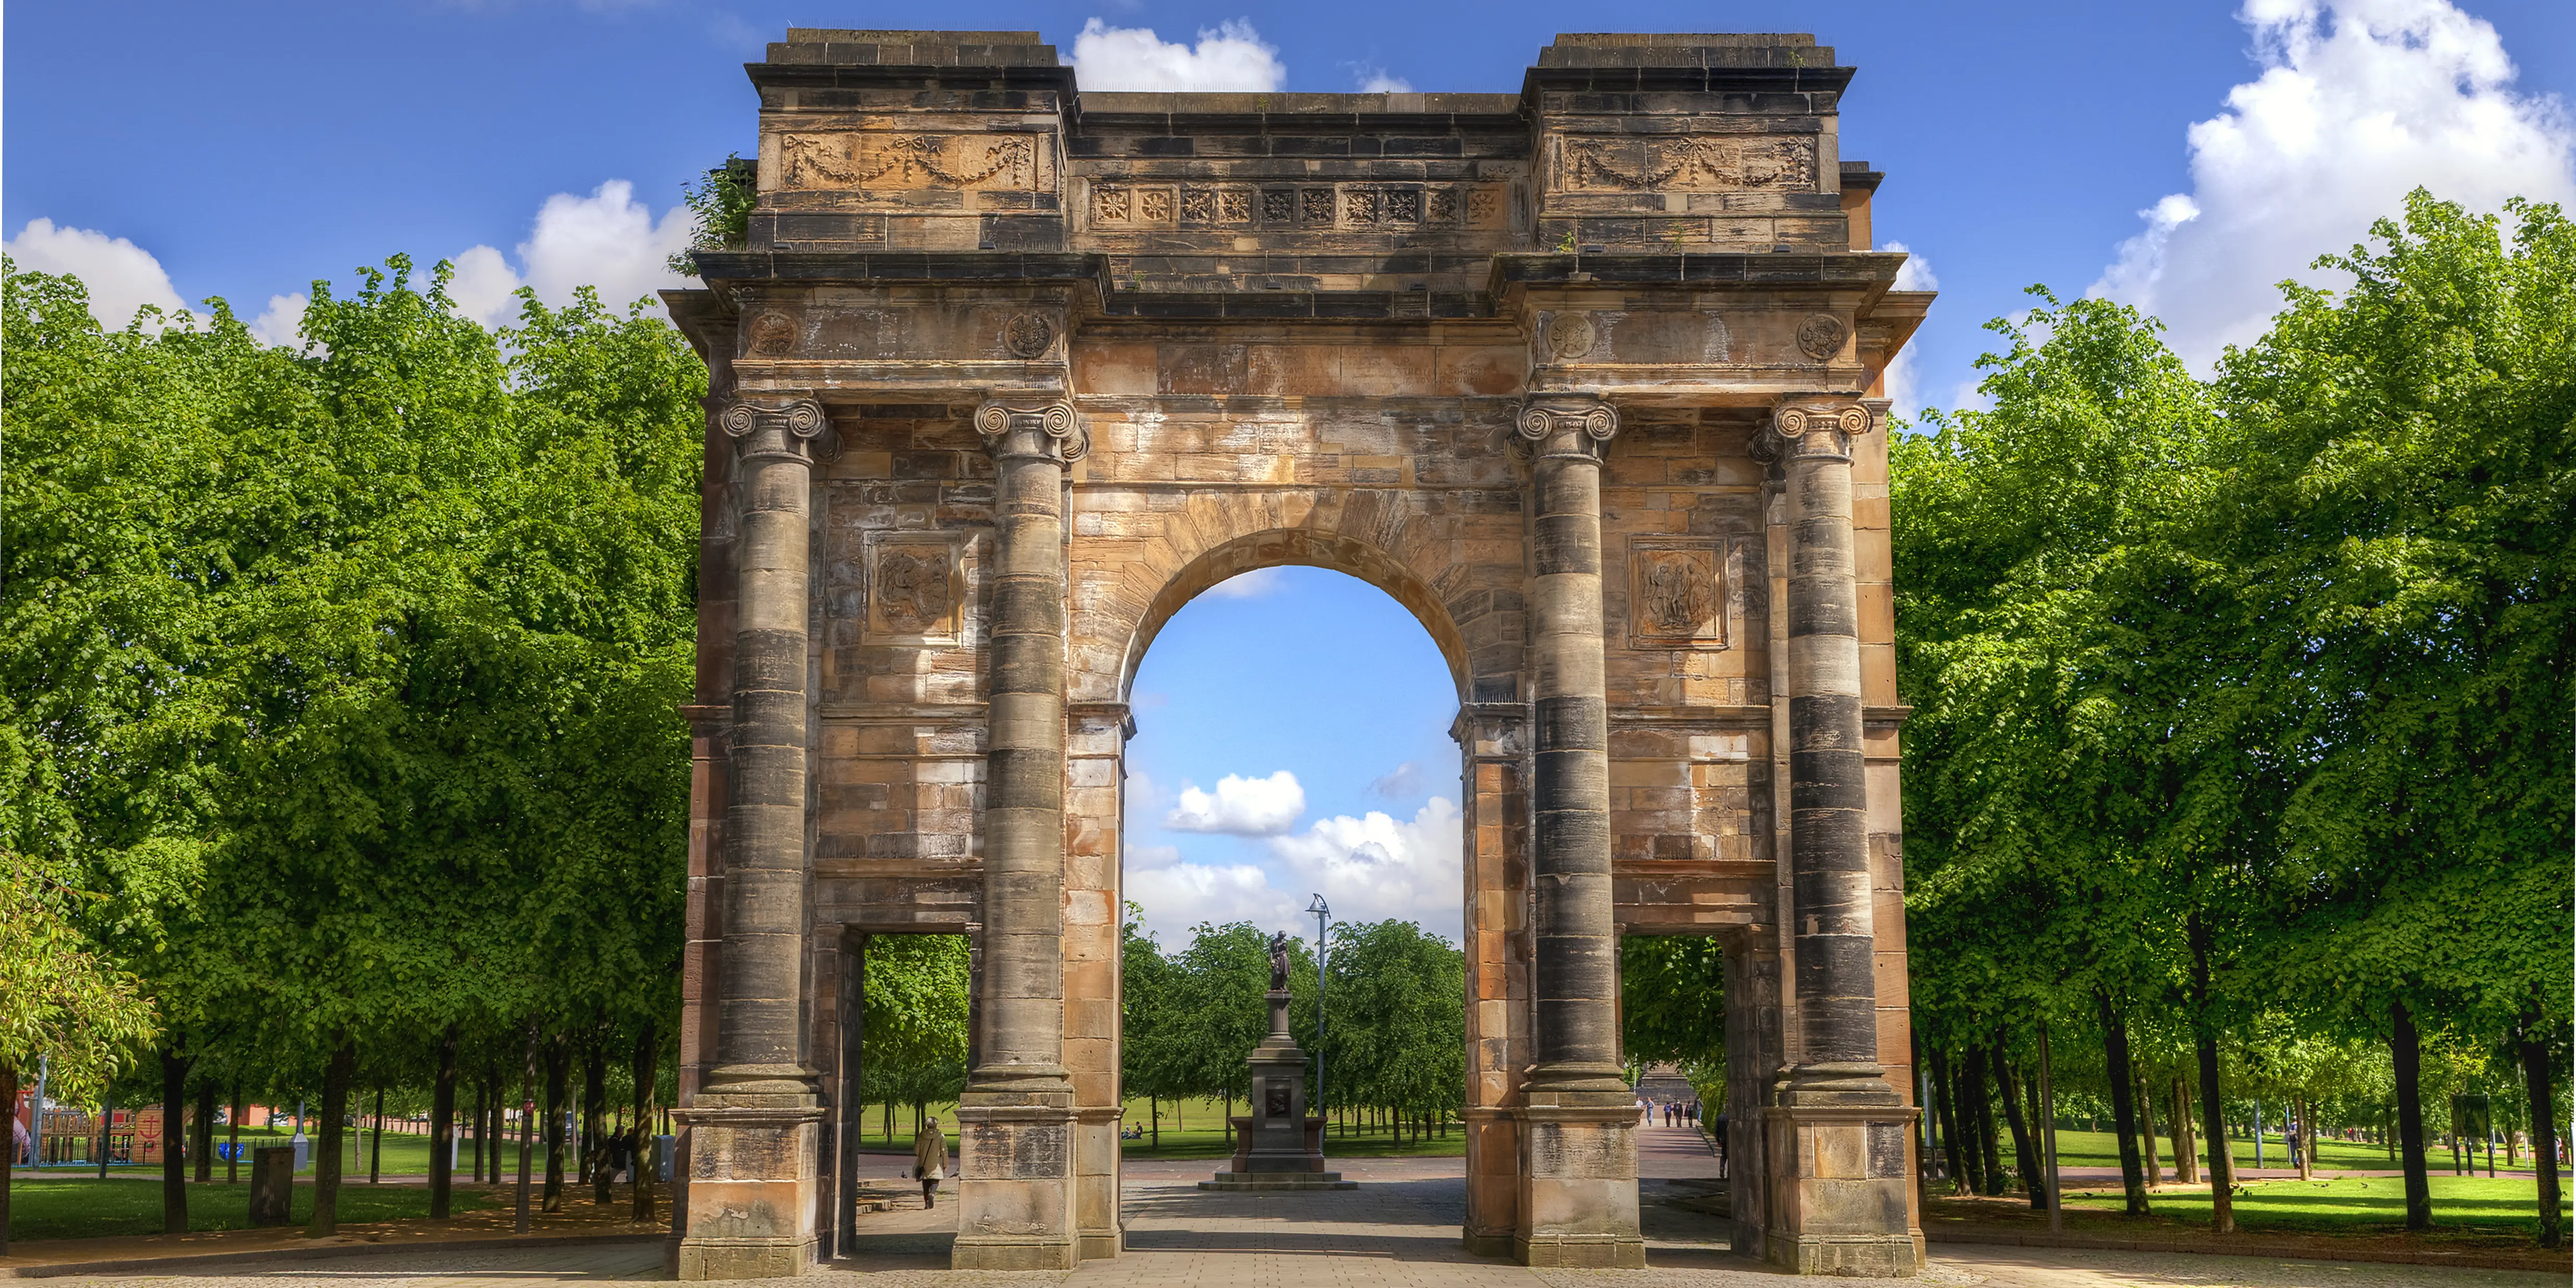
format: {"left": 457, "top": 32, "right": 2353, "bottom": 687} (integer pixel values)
{"left": 975, "top": 395, "right": 1088, "bottom": 465}
{"left": 719, "top": 396, "right": 836, "bottom": 465}
{"left": 1512, "top": 393, "right": 1620, "bottom": 464}
{"left": 1752, "top": 398, "right": 1871, "bottom": 466}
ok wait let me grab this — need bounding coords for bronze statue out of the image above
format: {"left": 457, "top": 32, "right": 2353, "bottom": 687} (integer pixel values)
{"left": 1268, "top": 931, "right": 1291, "bottom": 991}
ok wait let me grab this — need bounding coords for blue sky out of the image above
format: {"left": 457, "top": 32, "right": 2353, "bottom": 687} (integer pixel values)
{"left": 10, "top": 0, "right": 2574, "bottom": 942}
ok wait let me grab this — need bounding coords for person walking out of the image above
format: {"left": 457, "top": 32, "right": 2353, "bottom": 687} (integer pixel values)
{"left": 912, "top": 1119, "right": 947, "bottom": 1209}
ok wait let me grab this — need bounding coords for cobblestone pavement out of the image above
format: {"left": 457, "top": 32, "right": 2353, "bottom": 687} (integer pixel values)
{"left": 42, "top": 1159, "right": 2566, "bottom": 1288}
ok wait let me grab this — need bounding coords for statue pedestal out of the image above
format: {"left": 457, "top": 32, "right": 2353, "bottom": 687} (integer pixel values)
{"left": 1199, "top": 990, "right": 1355, "bottom": 1192}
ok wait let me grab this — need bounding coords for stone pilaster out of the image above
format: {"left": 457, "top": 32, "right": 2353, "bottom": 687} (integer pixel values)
{"left": 1510, "top": 395, "right": 1644, "bottom": 1270}
{"left": 953, "top": 395, "right": 1083, "bottom": 1272}
{"left": 679, "top": 396, "right": 832, "bottom": 1281}
{"left": 1754, "top": 399, "right": 1918, "bottom": 1277}
{"left": 1453, "top": 704, "right": 1527, "bottom": 1258}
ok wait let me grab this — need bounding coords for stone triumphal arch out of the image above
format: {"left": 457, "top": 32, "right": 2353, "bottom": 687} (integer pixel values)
{"left": 665, "top": 28, "right": 1931, "bottom": 1280}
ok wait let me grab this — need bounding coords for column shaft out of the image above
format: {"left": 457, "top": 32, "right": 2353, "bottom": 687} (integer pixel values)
{"left": 954, "top": 397, "right": 1083, "bottom": 1272}
{"left": 1510, "top": 396, "right": 1641, "bottom": 1270}
{"left": 679, "top": 397, "right": 829, "bottom": 1281}
{"left": 1776, "top": 403, "right": 1881, "bottom": 1077}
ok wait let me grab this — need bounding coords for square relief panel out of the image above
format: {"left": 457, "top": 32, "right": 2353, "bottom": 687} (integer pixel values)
{"left": 863, "top": 531, "right": 967, "bottom": 645}
{"left": 1627, "top": 537, "right": 1742, "bottom": 650}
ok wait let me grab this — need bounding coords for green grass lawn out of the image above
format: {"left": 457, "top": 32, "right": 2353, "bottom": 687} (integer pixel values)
{"left": 1993, "top": 1126, "right": 2539, "bottom": 1176}
{"left": 832, "top": 1097, "right": 1467, "bottom": 1160}
{"left": 2, "top": 1176, "right": 496, "bottom": 1242}
{"left": 2052, "top": 1175, "right": 2573, "bottom": 1239}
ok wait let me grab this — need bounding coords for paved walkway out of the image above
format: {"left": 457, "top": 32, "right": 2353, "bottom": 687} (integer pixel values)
{"left": 28, "top": 1135, "right": 2567, "bottom": 1288}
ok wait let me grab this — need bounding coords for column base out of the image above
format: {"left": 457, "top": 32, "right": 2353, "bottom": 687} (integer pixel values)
{"left": 1760, "top": 1068, "right": 1921, "bottom": 1279}
{"left": 1515, "top": 1072, "right": 1643, "bottom": 1270}
{"left": 1763, "top": 1233, "right": 1925, "bottom": 1277}
{"left": 953, "top": 1068, "right": 1078, "bottom": 1272}
{"left": 670, "top": 1099, "right": 826, "bottom": 1281}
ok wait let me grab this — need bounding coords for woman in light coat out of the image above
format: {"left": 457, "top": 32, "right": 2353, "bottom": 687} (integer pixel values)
{"left": 913, "top": 1120, "right": 947, "bottom": 1209}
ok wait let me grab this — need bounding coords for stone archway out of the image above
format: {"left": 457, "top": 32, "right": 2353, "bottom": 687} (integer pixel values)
{"left": 663, "top": 26, "right": 1933, "bottom": 1282}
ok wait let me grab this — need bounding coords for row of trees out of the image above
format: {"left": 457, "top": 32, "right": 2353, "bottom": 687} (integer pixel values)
{"left": 2, "top": 258, "right": 705, "bottom": 1250}
{"left": 1892, "top": 193, "right": 2572, "bottom": 1242}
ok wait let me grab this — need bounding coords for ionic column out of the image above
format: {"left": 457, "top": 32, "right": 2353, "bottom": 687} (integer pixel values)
{"left": 953, "top": 394, "right": 1082, "bottom": 1272}
{"left": 678, "top": 396, "right": 830, "bottom": 1281}
{"left": 1756, "top": 399, "right": 1915, "bottom": 1277}
{"left": 1510, "top": 395, "right": 1642, "bottom": 1269}
{"left": 1766, "top": 400, "right": 1885, "bottom": 1085}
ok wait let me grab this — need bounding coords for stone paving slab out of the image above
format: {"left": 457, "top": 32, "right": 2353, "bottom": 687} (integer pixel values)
{"left": 31, "top": 1161, "right": 2571, "bottom": 1288}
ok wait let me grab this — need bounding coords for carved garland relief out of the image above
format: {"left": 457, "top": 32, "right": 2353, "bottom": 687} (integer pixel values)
{"left": 1555, "top": 135, "right": 1817, "bottom": 193}
{"left": 777, "top": 132, "right": 1045, "bottom": 192}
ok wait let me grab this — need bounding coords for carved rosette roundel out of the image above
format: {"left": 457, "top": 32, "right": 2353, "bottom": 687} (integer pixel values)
{"left": 1547, "top": 312, "right": 1597, "bottom": 360}
{"left": 975, "top": 397, "right": 1088, "bottom": 463}
{"left": 1796, "top": 313, "right": 1848, "bottom": 362}
{"left": 1003, "top": 313, "right": 1055, "bottom": 359}
{"left": 746, "top": 312, "right": 797, "bottom": 357}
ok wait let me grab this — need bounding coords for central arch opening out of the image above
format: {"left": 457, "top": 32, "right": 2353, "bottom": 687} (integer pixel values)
{"left": 1113, "top": 562, "right": 1474, "bottom": 1253}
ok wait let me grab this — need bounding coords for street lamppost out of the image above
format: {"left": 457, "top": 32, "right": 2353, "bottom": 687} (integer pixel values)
{"left": 1306, "top": 894, "right": 1330, "bottom": 1123}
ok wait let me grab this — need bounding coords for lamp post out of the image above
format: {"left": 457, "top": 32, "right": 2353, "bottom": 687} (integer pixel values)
{"left": 1307, "top": 894, "right": 1330, "bottom": 1123}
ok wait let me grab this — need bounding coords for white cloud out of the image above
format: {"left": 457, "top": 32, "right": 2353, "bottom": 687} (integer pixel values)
{"left": 249, "top": 293, "right": 310, "bottom": 349}
{"left": 1369, "top": 761, "right": 1430, "bottom": 800}
{"left": 4, "top": 218, "right": 189, "bottom": 331}
{"left": 1266, "top": 797, "right": 1463, "bottom": 941}
{"left": 1166, "top": 771, "right": 1306, "bottom": 836}
{"left": 1356, "top": 68, "right": 1412, "bottom": 94}
{"left": 1204, "top": 567, "right": 1285, "bottom": 598}
{"left": 1125, "top": 843, "right": 1302, "bottom": 934}
{"left": 1069, "top": 18, "right": 1285, "bottom": 92}
{"left": 2091, "top": 0, "right": 2576, "bottom": 368}
{"left": 444, "top": 180, "right": 692, "bottom": 329}
{"left": 1875, "top": 241, "right": 1939, "bottom": 420}
{"left": 1125, "top": 797, "right": 1467, "bottom": 942}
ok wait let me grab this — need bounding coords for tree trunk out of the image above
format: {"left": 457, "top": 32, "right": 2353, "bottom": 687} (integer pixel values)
{"left": 369, "top": 1084, "right": 384, "bottom": 1184}
{"left": 2296, "top": 1094, "right": 2314, "bottom": 1181}
{"left": 2391, "top": 999, "right": 2431, "bottom": 1230}
{"left": 1992, "top": 1046, "right": 2042, "bottom": 1208}
{"left": 1964, "top": 1046, "right": 2002, "bottom": 1195}
{"left": 193, "top": 1078, "right": 216, "bottom": 1184}
{"left": 1953, "top": 1050, "right": 1987, "bottom": 1194}
{"left": 2, "top": 1062, "right": 17, "bottom": 1256}
{"left": 542, "top": 1033, "right": 569, "bottom": 1212}
{"left": 1929, "top": 1047, "right": 1969, "bottom": 1195}
{"left": 431, "top": 1027, "right": 458, "bottom": 1218}
{"left": 515, "top": 1027, "right": 538, "bottom": 1233}
{"left": 2171, "top": 1077, "right": 2198, "bottom": 1184}
{"left": 2098, "top": 993, "right": 2148, "bottom": 1215}
{"left": 308, "top": 1038, "right": 355, "bottom": 1238}
{"left": 631, "top": 1021, "right": 659, "bottom": 1224}
{"left": 2187, "top": 912, "right": 2233, "bottom": 1233}
{"left": 2138, "top": 1075, "right": 2162, "bottom": 1186}
{"left": 227, "top": 1084, "right": 245, "bottom": 1185}
{"left": 585, "top": 1038, "right": 610, "bottom": 1204}
{"left": 160, "top": 1042, "right": 188, "bottom": 1233}
{"left": 2518, "top": 1010, "right": 2562, "bottom": 1250}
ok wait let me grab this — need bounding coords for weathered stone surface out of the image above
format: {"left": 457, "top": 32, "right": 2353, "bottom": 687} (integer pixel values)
{"left": 670, "top": 27, "right": 1929, "bottom": 1279}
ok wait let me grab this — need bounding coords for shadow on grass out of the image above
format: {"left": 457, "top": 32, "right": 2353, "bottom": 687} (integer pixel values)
{"left": 4, "top": 1176, "right": 497, "bottom": 1242}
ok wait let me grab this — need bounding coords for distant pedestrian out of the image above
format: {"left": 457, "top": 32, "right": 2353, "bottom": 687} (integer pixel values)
{"left": 913, "top": 1121, "right": 947, "bottom": 1209}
